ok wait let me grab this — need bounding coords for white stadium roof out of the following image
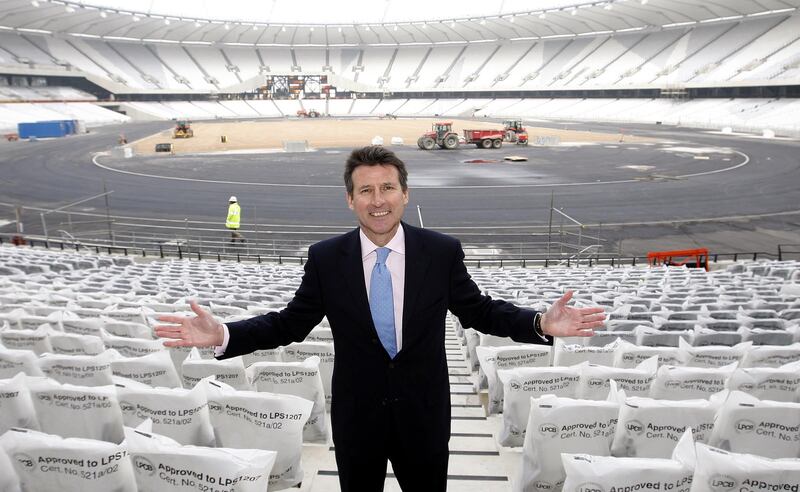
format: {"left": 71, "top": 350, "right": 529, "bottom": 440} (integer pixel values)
{"left": 0, "top": 0, "right": 798, "bottom": 46}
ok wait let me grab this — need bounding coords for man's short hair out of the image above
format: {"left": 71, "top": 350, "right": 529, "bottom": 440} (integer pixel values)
{"left": 344, "top": 145, "right": 408, "bottom": 195}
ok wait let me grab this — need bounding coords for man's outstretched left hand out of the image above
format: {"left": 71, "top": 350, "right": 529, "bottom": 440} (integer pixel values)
{"left": 540, "top": 290, "right": 605, "bottom": 338}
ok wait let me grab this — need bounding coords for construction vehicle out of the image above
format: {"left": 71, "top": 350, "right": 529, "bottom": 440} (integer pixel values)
{"left": 463, "top": 129, "right": 505, "bottom": 149}
{"left": 296, "top": 109, "right": 320, "bottom": 118}
{"left": 417, "top": 122, "right": 461, "bottom": 150}
{"left": 172, "top": 120, "right": 193, "bottom": 138}
{"left": 503, "top": 119, "right": 529, "bottom": 145}
{"left": 418, "top": 122, "right": 508, "bottom": 150}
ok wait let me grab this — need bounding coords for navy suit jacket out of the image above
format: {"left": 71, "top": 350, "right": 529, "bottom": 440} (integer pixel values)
{"left": 221, "top": 222, "right": 550, "bottom": 454}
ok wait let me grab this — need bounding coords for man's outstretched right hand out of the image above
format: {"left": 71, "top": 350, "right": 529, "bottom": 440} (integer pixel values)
{"left": 154, "top": 300, "right": 224, "bottom": 348}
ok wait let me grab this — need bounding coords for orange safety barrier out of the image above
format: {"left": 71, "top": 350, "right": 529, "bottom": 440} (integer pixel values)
{"left": 647, "top": 248, "right": 709, "bottom": 271}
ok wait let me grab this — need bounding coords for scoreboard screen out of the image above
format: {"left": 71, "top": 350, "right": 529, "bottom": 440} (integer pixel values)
{"left": 262, "top": 75, "right": 329, "bottom": 98}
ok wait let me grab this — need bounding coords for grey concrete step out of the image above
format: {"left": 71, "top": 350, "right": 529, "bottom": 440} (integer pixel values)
{"left": 300, "top": 324, "right": 515, "bottom": 491}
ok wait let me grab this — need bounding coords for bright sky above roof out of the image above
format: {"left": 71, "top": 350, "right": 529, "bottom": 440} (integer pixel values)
{"left": 78, "top": 0, "right": 585, "bottom": 23}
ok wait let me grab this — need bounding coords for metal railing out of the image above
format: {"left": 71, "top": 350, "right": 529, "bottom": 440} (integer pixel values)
{"left": 0, "top": 232, "right": 783, "bottom": 269}
{"left": 464, "top": 250, "right": 780, "bottom": 269}
{"left": 2, "top": 198, "right": 794, "bottom": 267}
{"left": 2, "top": 192, "right": 614, "bottom": 264}
{"left": 778, "top": 244, "right": 800, "bottom": 261}
{"left": 0, "top": 207, "right": 610, "bottom": 264}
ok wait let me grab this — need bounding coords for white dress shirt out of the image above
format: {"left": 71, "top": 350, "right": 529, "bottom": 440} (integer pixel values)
{"left": 360, "top": 224, "right": 405, "bottom": 351}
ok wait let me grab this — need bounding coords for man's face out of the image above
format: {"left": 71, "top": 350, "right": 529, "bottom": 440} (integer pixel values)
{"left": 346, "top": 164, "right": 409, "bottom": 246}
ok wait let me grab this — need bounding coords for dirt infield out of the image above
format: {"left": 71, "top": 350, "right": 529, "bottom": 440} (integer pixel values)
{"left": 132, "top": 118, "right": 655, "bottom": 154}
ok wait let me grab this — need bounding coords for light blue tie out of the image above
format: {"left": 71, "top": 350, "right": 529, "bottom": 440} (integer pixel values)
{"left": 369, "top": 247, "right": 397, "bottom": 358}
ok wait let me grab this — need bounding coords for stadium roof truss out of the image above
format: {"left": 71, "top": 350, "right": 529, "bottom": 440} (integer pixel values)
{"left": 0, "top": 0, "right": 798, "bottom": 47}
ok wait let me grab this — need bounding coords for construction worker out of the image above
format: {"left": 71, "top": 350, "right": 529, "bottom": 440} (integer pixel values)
{"left": 226, "top": 196, "right": 244, "bottom": 243}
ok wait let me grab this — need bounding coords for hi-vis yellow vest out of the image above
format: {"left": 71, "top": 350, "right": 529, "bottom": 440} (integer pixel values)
{"left": 226, "top": 203, "right": 241, "bottom": 229}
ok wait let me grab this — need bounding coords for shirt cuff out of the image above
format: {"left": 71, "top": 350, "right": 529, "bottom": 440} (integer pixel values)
{"left": 213, "top": 324, "right": 230, "bottom": 357}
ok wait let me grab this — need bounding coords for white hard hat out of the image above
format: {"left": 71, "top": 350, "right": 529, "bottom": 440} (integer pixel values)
{"left": 229, "top": 196, "right": 237, "bottom": 202}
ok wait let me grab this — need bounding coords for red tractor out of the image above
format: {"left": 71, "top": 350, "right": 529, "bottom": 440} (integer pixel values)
{"left": 417, "top": 122, "right": 460, "bottom": 150}
{"left": 503, "top": 119, "right": 528, "bottom": 145}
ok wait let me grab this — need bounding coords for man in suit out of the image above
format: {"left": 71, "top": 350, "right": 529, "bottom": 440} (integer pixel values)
{"left": 155, "top": 145, "right": 605, "bottom": 491}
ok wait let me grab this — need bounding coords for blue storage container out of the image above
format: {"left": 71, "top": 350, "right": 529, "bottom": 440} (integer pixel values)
{"left": 17, "top": 121, "right": 69, "bottom": 139}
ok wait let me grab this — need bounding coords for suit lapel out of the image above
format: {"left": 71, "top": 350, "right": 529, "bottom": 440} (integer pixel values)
{"left": 338, "top": 228, "right": 376, "bottom": 336}
{"left": 401, "top": 223, "right": 431, "bottom": 349}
